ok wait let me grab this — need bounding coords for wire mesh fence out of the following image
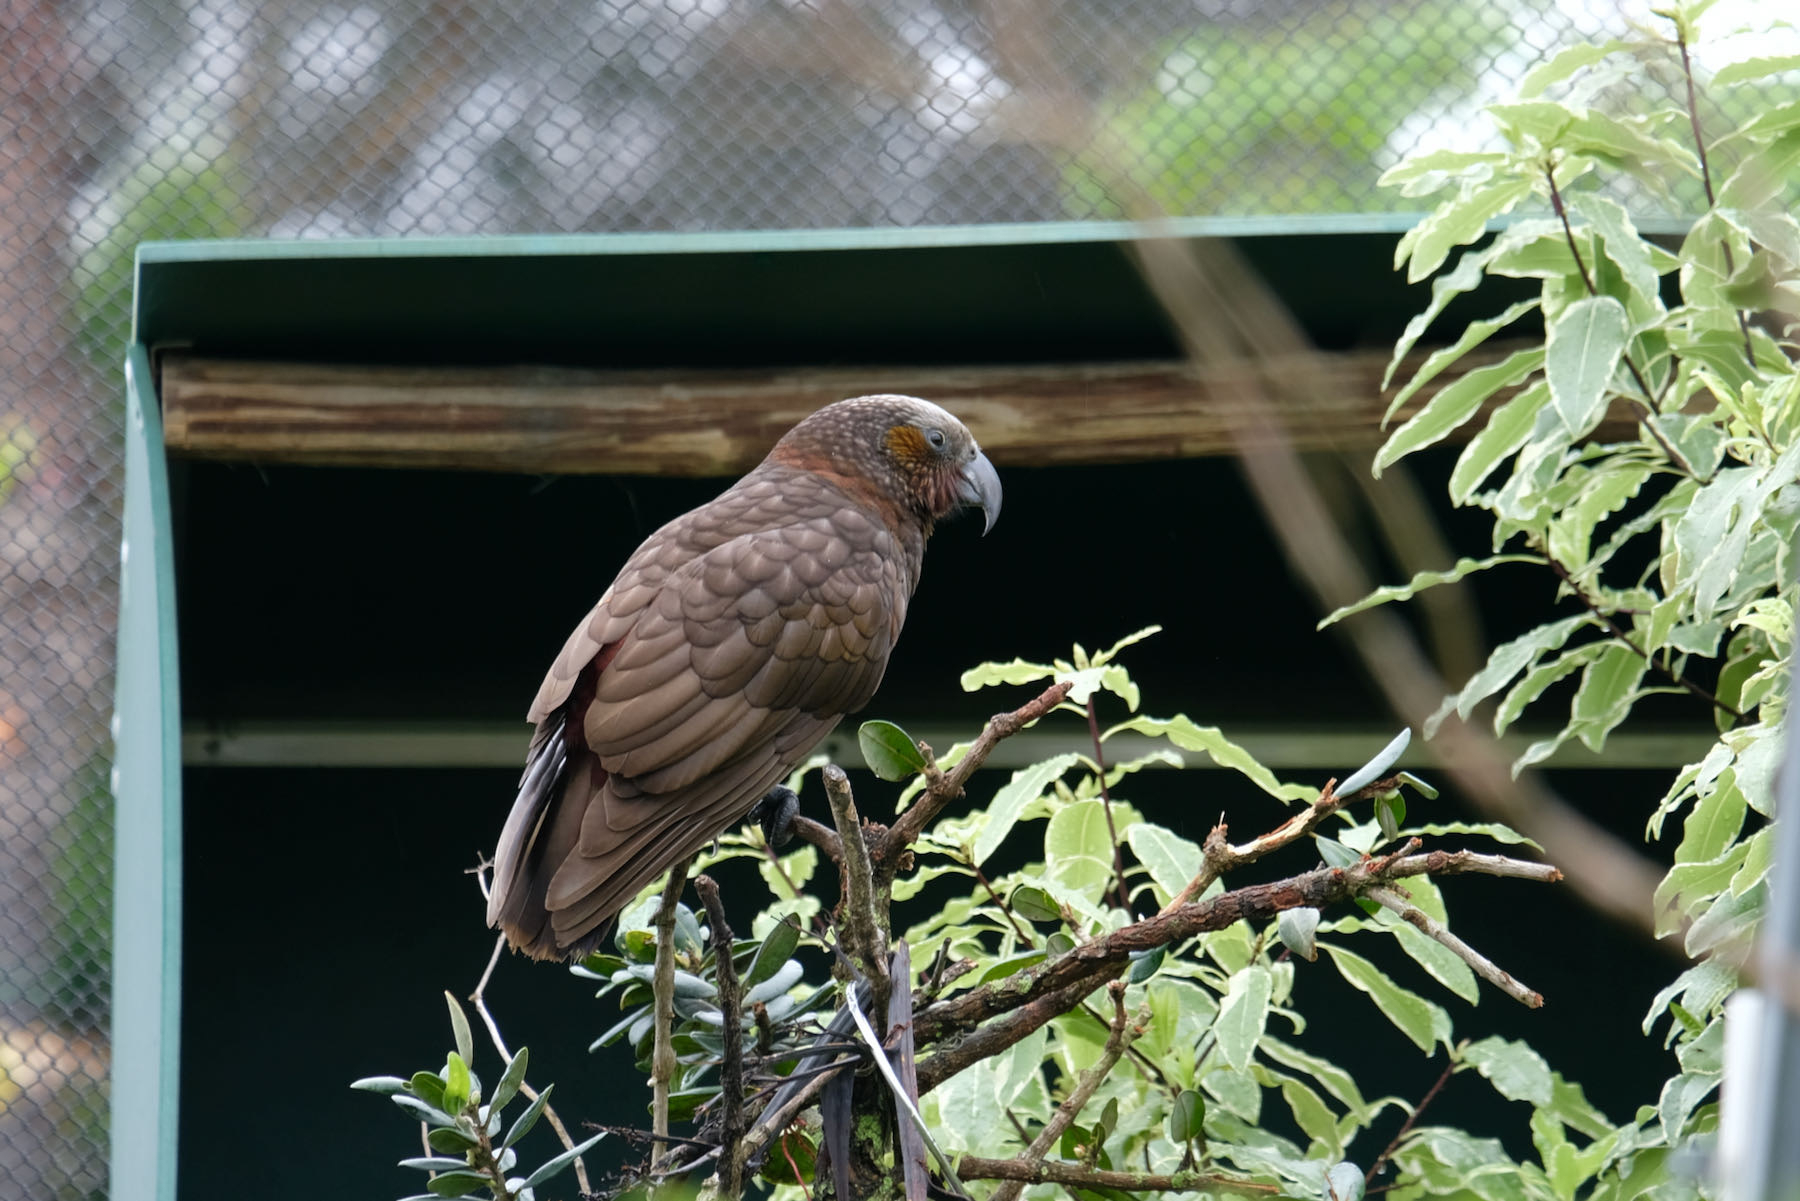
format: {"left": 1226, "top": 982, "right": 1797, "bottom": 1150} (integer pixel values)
{"left": 0, "top": 0, "right": 1769, "bottom": 1195}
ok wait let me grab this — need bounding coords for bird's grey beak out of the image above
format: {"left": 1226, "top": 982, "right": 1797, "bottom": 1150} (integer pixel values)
{"left": 956, "top": 449, "right": 1002, "bottom": 535}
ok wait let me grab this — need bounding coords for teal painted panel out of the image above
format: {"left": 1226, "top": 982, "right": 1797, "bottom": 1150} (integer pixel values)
{"left": 112, "top": 344, "right": 183, "bottom": 1201}
{"left": 130, "top": 227, "right": 1441, "bottom": 368}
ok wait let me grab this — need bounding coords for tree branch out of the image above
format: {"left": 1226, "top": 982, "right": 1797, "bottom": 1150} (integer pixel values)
{"left": 693, "top": 875, "right": 747, "bottom": 1195}
{"left": 990, "top": 982, "right": 1146, "bottom": 1201}
{"left": 875, "top": 680, "right": 1073, "bottom": 878}
{"left": 913, "top": 850, "right": 1558, "bottom": 1086}
{"left": 823, "top": 763, "right": 889, "bottom": 1002}
{"left": 651, "top": 863, "right": 690, "bottom": 1163}
{"left": 958, "top": 1155, "right": 1278, "bottom": 1193}
{"left": 467, "top": 865, "right": 591, "bottom": 1196}
{"left": 1366, "top": 885, "right": 1543, "bottom": 1007}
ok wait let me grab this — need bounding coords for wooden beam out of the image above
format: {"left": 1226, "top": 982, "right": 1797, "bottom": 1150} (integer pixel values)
{"left": 158, "top": 348, "right": 1629, "bottom": 475}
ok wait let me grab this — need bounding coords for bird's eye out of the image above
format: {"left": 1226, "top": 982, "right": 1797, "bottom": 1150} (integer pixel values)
{"left": 925, "top": 427, "right": 946, "bottom": 451}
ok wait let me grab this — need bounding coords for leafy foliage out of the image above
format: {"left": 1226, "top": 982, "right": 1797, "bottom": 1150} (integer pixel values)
{"left": 1330, "top": 3, "right": 1799, "bottom": 1196}
{"left": 352, "top": 994, "right": 604, "bottom": 1201}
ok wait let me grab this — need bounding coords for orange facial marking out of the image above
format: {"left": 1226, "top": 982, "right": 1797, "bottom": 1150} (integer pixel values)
{"left": 885, "top": 423, "right": 931, "bottom": 469}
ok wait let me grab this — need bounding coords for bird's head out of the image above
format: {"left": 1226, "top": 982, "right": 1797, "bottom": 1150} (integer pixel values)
{"left": 775, "top": 394, "right": 1002, "bottom": 534}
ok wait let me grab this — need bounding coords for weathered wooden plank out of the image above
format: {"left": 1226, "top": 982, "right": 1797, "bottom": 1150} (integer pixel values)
{"left": 158, "top": 349, "right": 1628, "bottom": 475}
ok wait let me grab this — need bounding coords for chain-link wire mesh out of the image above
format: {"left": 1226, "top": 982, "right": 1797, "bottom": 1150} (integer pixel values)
{"left": 0, "top": 1, "right": 1776, "bottom": 1196}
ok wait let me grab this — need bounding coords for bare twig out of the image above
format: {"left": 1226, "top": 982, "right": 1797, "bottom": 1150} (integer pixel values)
{"left": 823, "top": 764, "right": 889, "bottom": 1003}
{"left": 1366, "top": 885, "right": 1544, "bottom": 1007}
{"left": 466, "top": 867, "right": 591, "bottom": 1196}
{"left": 694, "top": 875, "right": 746, "bottom": 1195}
{"left": 1165, "top": 776, "right": 1355, "bottom": 911}
{"left": 651, "top": 863, "right": 690, "bottom": 1162}
{"left": 1085, "top": 696, "right": 1134, "bottom": 916}
{"left": 958, "top": 1155, "right": 1278, "bottom": 1193}
{"left": 1674, "top": 23, "right": 1757, "bottom": 369}
{"left": 876, "top": 680, "right": 1073, "bottom": 875}
{"left": 990, "top": 983, "right": 1147, "bottom": 1201}
{"left": 1365, "top": 1056, "right": 1456, "bottom": 1187}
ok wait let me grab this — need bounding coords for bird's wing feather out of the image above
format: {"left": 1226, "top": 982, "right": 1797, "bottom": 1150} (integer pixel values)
{"left": 519, "top": 487, "right": 908, "bottom": 951}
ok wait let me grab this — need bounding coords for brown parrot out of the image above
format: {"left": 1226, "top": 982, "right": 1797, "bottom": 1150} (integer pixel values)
{"left": 487, "top": 395, "right": 1001, "bottom": 959}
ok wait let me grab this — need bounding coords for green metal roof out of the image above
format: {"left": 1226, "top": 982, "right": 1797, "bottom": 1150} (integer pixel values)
{"left": 131, "top": 222, "right": 1450, "bottom": 369}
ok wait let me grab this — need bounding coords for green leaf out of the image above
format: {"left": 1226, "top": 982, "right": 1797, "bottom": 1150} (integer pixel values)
{"left": 979, "top": 950, "right": 1048, "bottom": 984}
{"left": 425, "top": 1170, "right": 493, "bottom": 1198}
{"left": 743, "top": 919, "right": 802, "bottom": 990}
{"left": 1376, "top": 347, "right": 1547, "bottom": 472}
{"left": 425, "top": 1125, "right": 479, "bottom": 1154}
{"left": 1044, "top": 800, "right": 1117, "bottom": 904}
{"left": 1397, "top": 177, "right": 1534, "bottom": 282}
{"left": 1570, "top": 643, "right": 1647, "bottom": 752}
{"left": 1494, "top": 643, "right": 1605, "bottom": 735}
{"left": 442, "top": 1052, "right": 472, "bottom": 1115}
{"left": 1400, "top": 821, "right": 1540, "bottom": 851}
{"left": 1339, "top": 730, "right": 1412, "bottom": 797}
{"left": 1320, "top": 943, "right": 1450, "bottom": 1053}
{"left": 1520, "top": 40, "right": 1633, "bottom": 96}
{"left": 445, "top": 992, "right": 474, "bottom": 1068}
{"left": 960, "top": 658, "right": 1058, "bottom": 691}
{"left": 1545, "top": 297, "right": 1628, "bottom": 437}
{"left": 1657, "top": 1072, "right": 1718, "bottom": 1144}
{"left": 1008, "top": 885, "right": 1061, "bottom": 924}
{"left": 1387, "top": 917, "right": 1478, "bottom": 1004}
{"left": 1129, "top": 945, "right": 1167, "bottom": 983}
{"left": 1570, "top": 194, "right": 1662, "bottom": 314}
{"left": 1109, "top": 715, "right": 1310, "bottom": 801}
{"left": 1278, "top": 908, "right": 1320, "bottom": 962}
{"left": 1215, "top": 965, "right": 1273, "bottom": 1071}
{"left": 502, "top": 1083, "right": 553, "bottom": 1149}
{"left": 489, "top": 1048, "right": 528, "bottom": 1116}
{"left": 1432, "top": 614, "right": 1593, "bottom": 736}
{"left": 1125, "top": 823, "right": 1203, "bottom": 905}
{"left": 1720, "top": 128, "right": 1800, "bottom": 210}
{"left": 399, "top": 1156, "right": 474, "bottom": 1173}
{"left": 350, "top": 1075, "right": 411, "bottom": 1095}
{"left": 1318, "top": 556, "right": 1537, "bottom": 629}
{"left": 1325, "top": 1160, "right": 1367, "bottom": 1201}
{"left": 1383, "top": 298, "right": 1542, "bottom": 424}
{"left": 1450, "top": 381, "right": 1552, "bottom": 504}
{"left": 1383, "top": 250, "right": 1495, "bottom": 387}
{"left": 1281, "top": 1075, "right": 1340, "bottom": 1152}
{"left": 858, "top": 719, "right": 927, "bottom": 781}
{"left": 1168, "top": 1089, "right": 1205, "bottom": 1143}
{"left": 522, "top": 1131, "right": 607, "bottom": 1190}
{"left": 1712, "top": 53, "right": 1800, "bottom": 86}
{"left": 1463, "top": 1035, "right": 1553, "bottom": 1104}
{"left": 972, "top": 753, "right": 1081, "bottom": 867}
{"left": 1488, "top": 100, "right": 1576, "bottom": 146}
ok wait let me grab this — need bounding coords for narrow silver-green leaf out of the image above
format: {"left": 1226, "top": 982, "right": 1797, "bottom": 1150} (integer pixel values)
{"left": 489, "top": 1048, "right": 528, "bottom": 1116}
{"left": 1545, "top": 296, "right": 1628, "bottom": 437}
{"left": 521, "top": 1131, "right": 607, "bottom": 1190}
{"left": 445, "top": 991, "right": 474, "bottom": 1068}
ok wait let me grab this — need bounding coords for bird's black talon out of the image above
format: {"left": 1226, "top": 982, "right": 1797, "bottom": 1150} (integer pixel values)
{"left": 751, "top": 785, "right": 802, "bottom": 848}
